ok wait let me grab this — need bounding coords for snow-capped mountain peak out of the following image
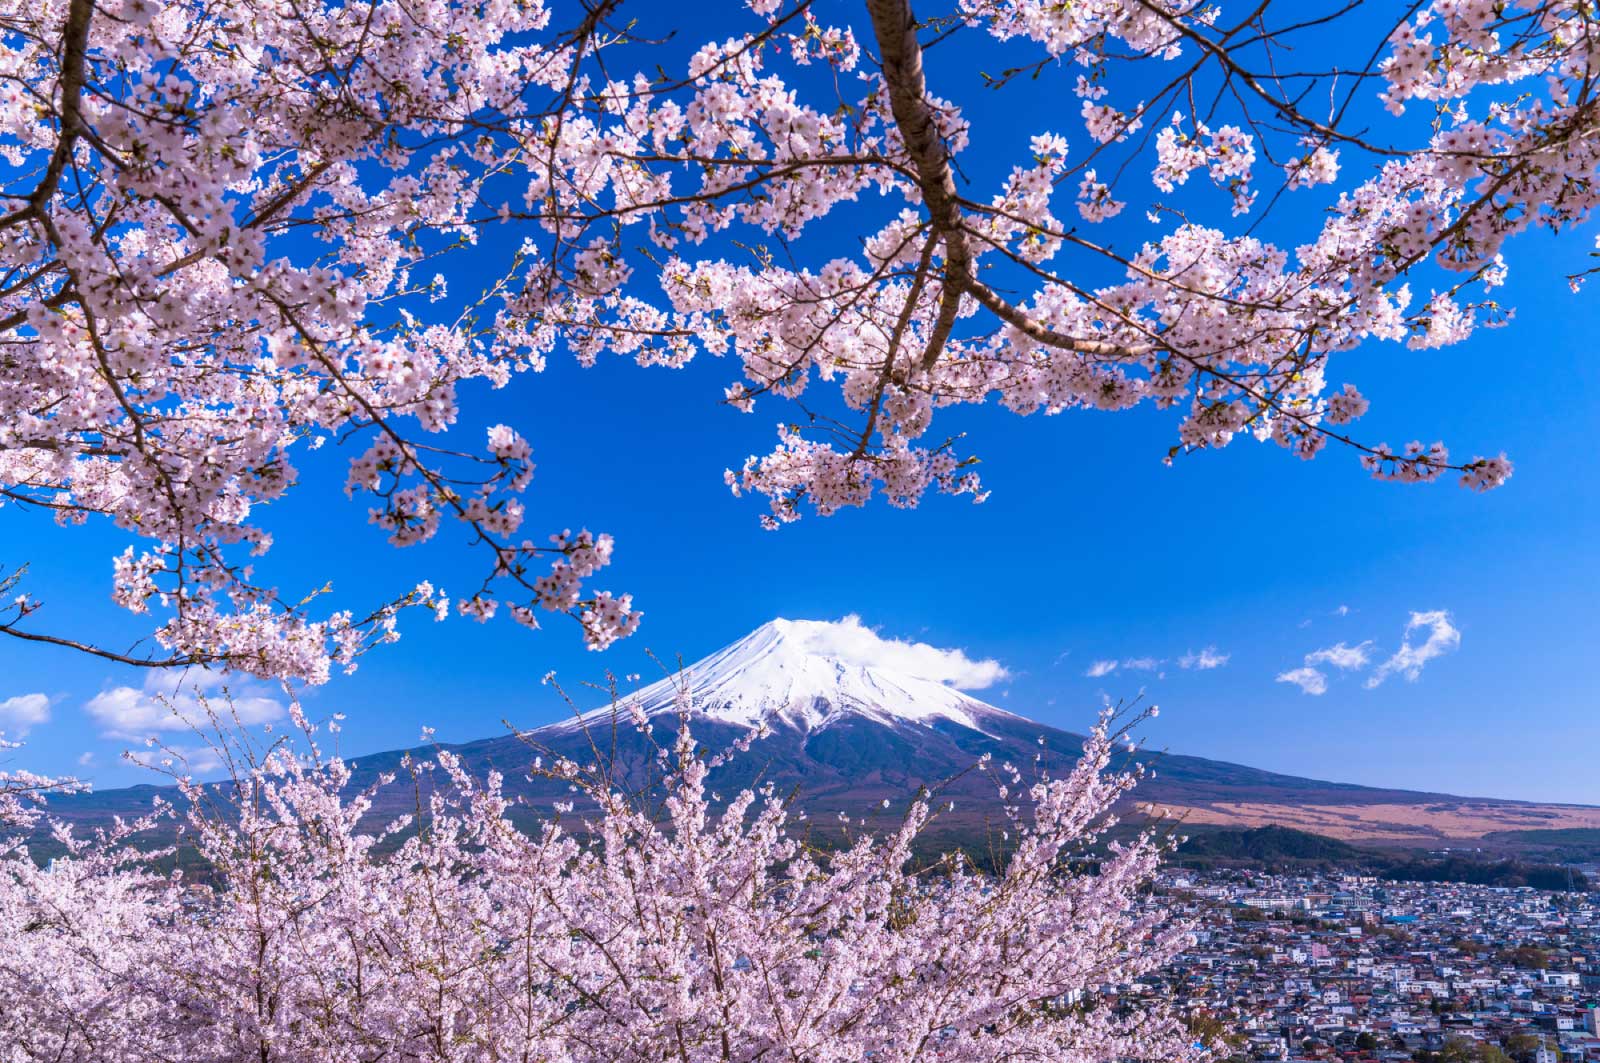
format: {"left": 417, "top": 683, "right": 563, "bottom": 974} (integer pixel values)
{"left": 552, "top": 618, "right": 1017, "bottom": 735}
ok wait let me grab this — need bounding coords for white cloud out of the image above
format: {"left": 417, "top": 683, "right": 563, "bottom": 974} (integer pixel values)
{"left": 76, "top": 751, "right": 95, "bottom": 767}
{"left": 1179, "top": 646, "right": 1230, "bottom": 670}
{"left": 142, "top": 668, "right": 227, "bottom": 698}
{"left": 1333, "top": 604, "right": 1350, "bottom": 617}
{"left": 1276, "top": 640, "right": 1369, "bottom": 695}
{"left": 0, "top": 693, "right": 51, "bottom": 736}
{"left": 782, "top": 616, "right": 1009, "bottom": 690}
{"left": 1279, "top": 611, "right": 1460, "bottom": 695}
{"left": 126, "top": 743, "right": 225, "bottom": 775}
{"left": 1088, "top": 648, "right": 1218, "bottom": 677}
{"left": 1366, "top": 610, "right": 1461, "bottom": 688}
{"left": 85, "top": 669, "right": 284, "bottom": 740}
{"left": 1305, "top": 641, "right": 1373, "bottom": 671}
{"left": 1276, "top": 666, "right": 1328, "bottom": 696}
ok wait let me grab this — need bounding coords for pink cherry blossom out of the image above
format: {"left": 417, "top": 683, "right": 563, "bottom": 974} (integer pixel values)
{"left": 2, "top": 0, "right": 1576, "bottom": 679}
{"left": 0, "top": 701, "right": 1198, "bottom": 1061}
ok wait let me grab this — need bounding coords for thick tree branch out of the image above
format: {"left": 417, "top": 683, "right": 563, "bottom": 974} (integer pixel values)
{"left": 865, "top": 0, "right": 971, "bottom": 372}
{"left": 866, "top": 0, "right": 1146, "bottom": 373}
{"left": 1, "top": 0, "right": 94, "bottom": 232}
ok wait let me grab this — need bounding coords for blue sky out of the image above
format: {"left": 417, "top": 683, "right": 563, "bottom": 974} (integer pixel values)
{"left": 3, "top": 2, "right": 1598, "bottom": 801}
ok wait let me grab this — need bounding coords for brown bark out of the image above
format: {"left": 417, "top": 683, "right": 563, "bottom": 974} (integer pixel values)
{"left": 864, "top": 0, "right": 1144, "bottom": 370}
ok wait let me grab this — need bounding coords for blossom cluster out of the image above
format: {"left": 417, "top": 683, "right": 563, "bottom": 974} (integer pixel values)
{"left": 0, "top": 706, "right": 1197, "bottom": 1062}
{"left": 0, "top": 0, "right": 650, "bottom": 677}
{"left": 6, "top": 0, "right": 1581, "bottom": 677}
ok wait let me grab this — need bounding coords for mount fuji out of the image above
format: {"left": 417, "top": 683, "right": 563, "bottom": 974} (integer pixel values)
{"left": 47, "top": 618, "right": 1600, "bottom": 850}
{"left": 548, "top": 618, "right": 1022, "bottom": 737}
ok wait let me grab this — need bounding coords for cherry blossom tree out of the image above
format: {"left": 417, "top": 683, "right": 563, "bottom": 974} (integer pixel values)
{"left": 0, "top": 701, "right": 1199, "bottom": 1061}
{"left": 0, "top": 735, "right": 81, "bottom": 831}
{"left": 0, "top": 0, "right": 1576, "bottom": 679}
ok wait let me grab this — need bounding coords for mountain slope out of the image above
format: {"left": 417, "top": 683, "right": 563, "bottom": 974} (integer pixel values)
{"left": 44, "top": 619, "right": 1600, "bottom": 848}
{"left": 549, "top": 619, "right": 1021, "bottom": 735}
